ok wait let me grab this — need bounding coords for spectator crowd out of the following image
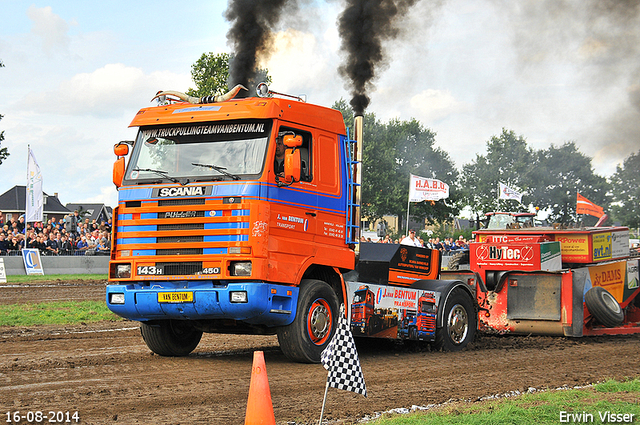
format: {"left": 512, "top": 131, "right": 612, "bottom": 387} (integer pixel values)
{"left": 361, "top": 232, "right": 470, "bottom": 252}
{"left": 0, "top": 210, "right": 112, "bottom": 257}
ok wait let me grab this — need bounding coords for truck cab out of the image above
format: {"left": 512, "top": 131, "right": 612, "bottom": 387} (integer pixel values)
{"left": 107, "top": 88, "right": 358, "bottom": 363}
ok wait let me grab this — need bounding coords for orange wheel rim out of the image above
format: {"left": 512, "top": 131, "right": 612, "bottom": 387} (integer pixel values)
{"left": 306, "top": 298, "right": 332, "bottom": 345}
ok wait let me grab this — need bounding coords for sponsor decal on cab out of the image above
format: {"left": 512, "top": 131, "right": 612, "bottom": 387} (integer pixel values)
{"left": 154, "top": 186, "right": 210, "bottom": 197}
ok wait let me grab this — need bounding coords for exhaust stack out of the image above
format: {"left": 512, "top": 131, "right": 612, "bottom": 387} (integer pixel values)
{"left": 353, "top": 115, "right": 364, "bottom": 244}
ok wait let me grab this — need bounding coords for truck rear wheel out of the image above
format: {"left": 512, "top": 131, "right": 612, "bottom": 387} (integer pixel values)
{"left": 434, "top": 288, "right": 476, "bottom": 351}
{"left": 140, "top": 320, "right": 203, "bottom": 356}
{"left": 277, "top": 279, "right": 339, "bottom": 363}
{"left": 585, "top": 286, "right": 624, "bottom": 328}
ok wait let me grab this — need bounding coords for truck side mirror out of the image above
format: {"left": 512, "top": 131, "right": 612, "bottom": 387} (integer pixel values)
{"left": 114, "top": 143, "right": 129, "bottom": 156}
{"left": 113, "top": 142, "right": 129, "bottom": 188}
{"left": 284, "top": 148, "right": 301, "bottom": 183}
{"left": 283, "top": 134, "right": 303, "bottom": 148}
{"left": 276, "top": 134, "right": 303, "bottom": 187}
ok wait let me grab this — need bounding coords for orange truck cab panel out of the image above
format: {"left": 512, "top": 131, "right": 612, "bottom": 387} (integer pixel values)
{"left": 106, "top": 93, "right": 359, "bottom": 362}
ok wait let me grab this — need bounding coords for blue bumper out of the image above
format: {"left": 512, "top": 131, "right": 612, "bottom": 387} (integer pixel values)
{"left": 106, "top": 281, "right": 298, "bottom": 327}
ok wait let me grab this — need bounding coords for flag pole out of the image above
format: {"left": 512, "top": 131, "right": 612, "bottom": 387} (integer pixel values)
{"left": 318, "top": 381, "right": 330, "bottom": 424}
{"left": 406, "top": 197, "right": 411, "bottom": 237}
{"left": 26, "top": 145, "right": 30, "bottom": 224}
{"left": 406, "top": 175, "right": 412, "bottom": 236}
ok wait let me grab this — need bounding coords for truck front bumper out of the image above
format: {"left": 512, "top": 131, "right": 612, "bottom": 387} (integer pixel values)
{"left": 106, "top": 281, "right": 298, "bottom": 327}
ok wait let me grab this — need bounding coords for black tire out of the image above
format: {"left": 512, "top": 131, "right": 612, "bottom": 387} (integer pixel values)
{"left": 277, "top": 279, "right": 339, "bottom": 363}
{"left": 409, "top": 327, "right": 417, "bottom": 340}
{"left": 585, "top": 286, "right": 624, "bottom": 328}
{"left": 447, "top": 250, "right": 469, "bottom": 270}
{"left": 434, "top": 288, "right": 476, "bottom": 351}
{"left": 140, "top": 320, "right": 203, "bottom": 356}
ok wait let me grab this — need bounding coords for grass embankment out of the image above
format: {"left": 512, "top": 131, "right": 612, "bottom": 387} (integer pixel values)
{"left": 374, "top": 379, "right": 640, "bottom": 425}
{"left": 0, "top": 301, "right": 119, "bottom": 326}
{"left": 1, "top": 273, "right": 120, "bottom": 326}
{"left": 5, "top": 273, "right": 107, "bottom": 284}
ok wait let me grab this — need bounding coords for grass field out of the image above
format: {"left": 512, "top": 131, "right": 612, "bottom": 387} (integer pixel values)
{"left": 0, "top": 273, "right": 117, "bottom": 326}
{"left": 4, "top": 274, "right": 107, "bottom": 284}
{"left": 0, "top": 300, "right": 120, "bottom": 326}
{"left": 372, "top": 379, "right": 640, "bottom": 424}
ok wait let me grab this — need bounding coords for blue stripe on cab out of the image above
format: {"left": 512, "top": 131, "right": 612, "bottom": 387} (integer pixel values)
{"left": 118, "top": 237, "right": 156, "bottom": 245}
{"left": 118, "top": 225, "right": 157, "bottom": 233}
{"left": 204, "top": 222, "right": 249, "bottom": 230}
{"left": 133, "top": 250, "right": 156, "bottom": 256}
{"left": 204, "top": 235, "right": 248, "bottom": 242}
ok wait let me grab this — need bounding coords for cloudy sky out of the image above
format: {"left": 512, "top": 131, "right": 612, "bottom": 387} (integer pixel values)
{"left": 1, "top": 0, "right": 638, "bottom": 208}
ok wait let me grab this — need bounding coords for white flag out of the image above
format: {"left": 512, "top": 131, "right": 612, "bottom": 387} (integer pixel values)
{"left": 320, "top": 305, "right": 367, "bottom": 397}
{"left": 409, "top": 174, "right": 449, "bottom": 202}
{"left": 499, "top": 182, "right": 523, "bottom": 203}
{"left": 26, "top": 148, "right": 43, "bottom": 223}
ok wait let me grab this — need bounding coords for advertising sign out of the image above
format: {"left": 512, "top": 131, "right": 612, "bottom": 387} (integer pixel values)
{"left": 21, "top": 248, "right": 45, "bottom": 275}
{"left": 0, "top": 258, "right": 6, "bottom": 283}
{"left": 611, "top": 230, "right": 629, "bottom": 259}
{"left": 471, "top": 241, "right": 561, "bottom": 271}
{"left": 555, "top": 234, "right": 590, "bottom": 262}
{"left": 588, "top": 260, "right": 626, "bottom": 302}
{"left": 628, "top": 260, "right": 639, "bottom": 291}
{"left": 592, "top": 232, "right": 612, "bottom": 261}
{"left": 409, "top": 174, "right": 449, "bottom": 202}
{"left": 346, "top": 280, "right": 440, "bottom": 340}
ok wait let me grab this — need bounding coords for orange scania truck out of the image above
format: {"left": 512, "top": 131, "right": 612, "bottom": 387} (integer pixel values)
{"left": 106, "top": 84, "right": 475, "bottom": 362}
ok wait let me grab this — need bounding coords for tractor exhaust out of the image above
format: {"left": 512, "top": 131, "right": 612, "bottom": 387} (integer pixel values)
{"left": 353, "top": 114, "right": 364, "bottom": 245}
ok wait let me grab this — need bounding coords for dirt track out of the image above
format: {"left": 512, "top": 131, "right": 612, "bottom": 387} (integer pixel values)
{"left": 1, "top": 280, "right": 639, "bottom": 424}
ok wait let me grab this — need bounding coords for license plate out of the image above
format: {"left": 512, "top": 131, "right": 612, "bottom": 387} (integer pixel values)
{"left": 158, "top": 292, "right": 194, "bottom": 303}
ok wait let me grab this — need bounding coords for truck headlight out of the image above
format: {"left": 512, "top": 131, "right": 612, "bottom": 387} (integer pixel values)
{"left": 109, "top": 293, "right": 126, "bottom": 304}
{"left": 230, "top": 291, "right": 248, "bottom": 303}
{"left": 230, "top": 261, "right": 252, "bottom": 276}
{"left": 116, "top": 264, "right": 131, "bottom": 278}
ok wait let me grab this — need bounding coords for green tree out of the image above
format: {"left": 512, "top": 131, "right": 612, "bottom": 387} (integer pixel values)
{"left": 186, "top": 52, "right": 271, "bottom": 98}
{"left": 459, "top": 128, "right": 534, "bottom": 218}
{"left": 333, "top": 100, "right": 459, "bottom": 229}
{"left": 610, "top": 150, "right": 640, "bottom": 229}
{"left": 529, "top": 142, "right": 610, "bottom": 225}
{"left": 0, "top": 60, "right": 8, "bottom": 165}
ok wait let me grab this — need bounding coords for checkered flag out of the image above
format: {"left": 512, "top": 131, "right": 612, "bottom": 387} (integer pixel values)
{"left": 321, "top": 304, "right": 367, "bottom": 397}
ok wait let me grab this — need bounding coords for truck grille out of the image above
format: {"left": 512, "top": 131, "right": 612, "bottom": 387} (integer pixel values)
{"left": 159, "top": 198, "right": 206, "bottom": 206}
{"left": 158, "top": 223, "right": 205, "bottom": 231}
{"left": 156, "top": 249, "right": 203, "bottom": 256}
{"left": 115, "top": 199, "right": 251, "bottom": 277}
{"left": 156, "top": 236, "right": 204, "bottom": 243}
{"left": 158, "top": 262, "right": 203, "bottom": 275}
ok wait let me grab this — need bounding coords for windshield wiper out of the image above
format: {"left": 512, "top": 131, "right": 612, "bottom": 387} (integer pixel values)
{"left": 133, "top": 168, "right": 189, "bottom": 186}
{"left": 191, "top": 163, "right": 241, "bottom": 180}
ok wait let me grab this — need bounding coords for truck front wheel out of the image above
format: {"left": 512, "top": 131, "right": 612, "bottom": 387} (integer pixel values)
{"left": 434, "top": 288, "right": 476, "bottom": 351}
{"left": 277, "top": 279, "right": 339, "bottom": 363}
{"left": 140, "top": 320, "right": 203, "bottom": 356}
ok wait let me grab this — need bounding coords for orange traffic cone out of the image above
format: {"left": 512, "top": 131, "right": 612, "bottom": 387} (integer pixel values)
{"left": 244, "top": 351, "right": 276, "bottom": 425}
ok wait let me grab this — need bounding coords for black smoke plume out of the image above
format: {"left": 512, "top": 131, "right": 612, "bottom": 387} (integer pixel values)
{"left": 338, "top": 0, "right": 418, "bottom": 115}
{"left": 224, "top": 0, "right": 291, "bottom": 97}
{"left": 494, "top": 0, "right": 640, "bottom": 168}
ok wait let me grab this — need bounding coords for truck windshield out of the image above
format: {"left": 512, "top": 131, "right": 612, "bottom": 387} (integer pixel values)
{"left": 353, "top": 291, "right": 368, "bottom": 303}
{"left": 124, "top": 119, "right": 272, "bottom": 184}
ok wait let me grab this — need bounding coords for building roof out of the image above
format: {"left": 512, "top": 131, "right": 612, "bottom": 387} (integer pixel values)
{"left": 65, "top": 203, "right": 112, "bottom": 223}
{"left": 0, "top": 185, "right": 70, "bottom": 215}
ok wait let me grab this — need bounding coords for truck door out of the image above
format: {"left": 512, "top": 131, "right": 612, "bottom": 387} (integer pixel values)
{"left": 267, "top": 126, "right": 318, "bottom": 281}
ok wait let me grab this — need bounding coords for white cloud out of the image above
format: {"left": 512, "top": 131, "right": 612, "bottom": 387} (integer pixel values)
{"left": 27, "top": 5, "right": 76, "bottom": 55}
{"left": 17, "top": 64, "right": 192, "bottom": 117}
{"left": 263, "top": 28, "right": 343, "bottom": 106}
{"left": 409, "top": 89, "right": 468, "bottom": 122}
